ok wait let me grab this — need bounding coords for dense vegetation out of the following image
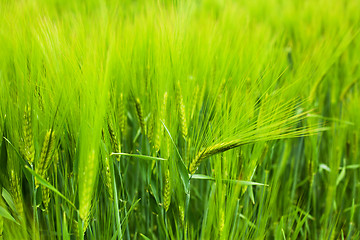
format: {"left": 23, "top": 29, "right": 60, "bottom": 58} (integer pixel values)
{"left": 0, "top": 0, "right": 359, "bottom": 239}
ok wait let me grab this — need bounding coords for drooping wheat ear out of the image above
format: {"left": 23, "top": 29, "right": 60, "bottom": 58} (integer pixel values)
{"left": 189, "top": 140, "right": 239, "bottom": 174}
{"left": 103, "top": 156, "right": 113, "bottom": 200}
{"left": 190, "top": 85, "right": 199, "bottom": 121}
{"left": 163, "top": 169, "right": 171, "bottom": 212}
{"left": 35, "top": 129, "right": 56, "bottom": 188}
{"left": 23, "top": 104, "right": 35, "bottom": 165}
{"left": 42, "top": 177, "right": 51, "bottom": 211}
{"left": 118, "top": 93, "right": 126, "bottom": 134}
{"left": 9, "top": 170, "right": 24, "bottom": 219}
{"left": 107, "top": 118, "right": 120, "bottom": 160}
{"left": 79, "top": 149, "right": 96, "bottom": 230}
{"left": 134, "top": 98, "right": 146, "bottom": 134}
{"left": 176, "top": 81, "right": 188, "bottom": 139}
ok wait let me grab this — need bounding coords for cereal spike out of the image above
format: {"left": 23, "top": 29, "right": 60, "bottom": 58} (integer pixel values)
{"left": 179, "top": 205, "right": 185, "bottom": 227}
{"left": 103, "top": 156, "right": 114, "bottom": 200}
{"left": 134, "top": 98, "right": 146, "bottom": 134}
{"left": 42, "top": 177, "right": 51, "bottom": 211}
{"left": 10, "top": 170, "right": 24, "bottom": 220}
{"left": 147, "top": 113, "right": 154, "bottom": 144}
{"left": 118, "top": 93, "right": 126, "bottom": 134}
{"left": 190, "top": 85, "right": 199, "bottom": 121}
{"left": 23, "top": 104, "right": 35, "bottom": 165}
{"left": 176, "top": 81, "right": 188, "bottom": 139}
{"left": 79, "top": 149, "right": 96, "bottom": 230}
{"left": 163, "top": 169, "right": 171, "bottom": 212}
{"left": 108, "top": 118, "right": 120, "bottom": 160}
{"left": 219, "top": 208, "right": 225, "bottom": 240}
{"left": 189, "top": 140, "right": 239, "bottom": 174}
{"left": 35, "top": 129, "right": 56, "bottom": 188}
{"left": 154, "top": 92, "right": 168, "bottom": 152}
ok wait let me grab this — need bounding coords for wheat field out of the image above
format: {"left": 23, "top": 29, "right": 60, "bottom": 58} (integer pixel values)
{"left": 0, "top": 0, "right": 359, "bottom": 239}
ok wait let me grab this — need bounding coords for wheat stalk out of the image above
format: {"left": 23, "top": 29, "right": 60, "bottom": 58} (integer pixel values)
{"left": 35, "top": 129, "right": 56, "bottom": 188}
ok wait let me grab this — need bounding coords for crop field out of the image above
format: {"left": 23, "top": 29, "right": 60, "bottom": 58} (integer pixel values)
{"left": 0, "top": 0, "right": 359, "bottom": 239}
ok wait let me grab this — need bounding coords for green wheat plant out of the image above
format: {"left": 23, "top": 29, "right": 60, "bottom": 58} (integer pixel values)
{"left": 0, "top": 0, "right": 359, "bottom": 239}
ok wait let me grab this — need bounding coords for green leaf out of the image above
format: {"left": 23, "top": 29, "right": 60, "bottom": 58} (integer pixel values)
{"left": 110, "top": 153, "right": 167, "bottom": 161}
{"left": 2, "top": 188, "right": 16, "bottom": 213}
{"left": 0, "top": 206, "right": 19, "bottom": 225}
{"left": 24, "top": 166, "right": 77, "bottom": 210}
{"left": 191, "top": 174, "right": 268, "bottom": 186}
{"left": 140, "top": 233, "right": 151, "bottom": 240}
{"left": 225, "top": 179, "right": 268, "bottom": 186}
{"left": 190, "top": 174, "right": 214, "bottom": 180}
{"left": 178, "top": 158, "right": 190, "bottom": 192}
{"left": 336, "top": 160, "right": 346, "bottom": 186}
{"left": 62, "top": 212, "right": 70, "bottom": 240}
{"left": 121, "top": 198, "right": 141, "bottom": 226}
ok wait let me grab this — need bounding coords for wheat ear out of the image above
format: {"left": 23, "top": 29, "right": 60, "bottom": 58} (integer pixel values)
{"left": 118, "top": 93, "right": 126, "bottom": 134}
{"left": 134, "top": 98, "right": 146, "bottom": 134}
{"left": 176, "top": 81, "right": 188, "bottom": 139}
{"left": 219, "top": 208, "right": 225, "bottom": 240}
{"left": 108, "top": 118, "right": 120, "bottom": 160}
{"left": 179, "top": 205, "right": 185, "bottom": 227}
{"left": 147, "top": 113, "right": 154, "bottom": 144}
{"left": 79, "top": 149, "right": 96, "bottom": 231}
{"left": 9, "top": 170, "right": 24, "bottom": 220}
{"left": 23, "top": 104, "right": 35, "bottom": 165}
{"left": 35, "top": 129, "right": 56, "bottom": 188}
{"left": 42, "top": 176, "right": 51, "bottom": 211}
{"left": 163, "top": 169, "right": 171, "bottom": 212}
{"left": 154, "top": 92, "right": 168, "bottom": 152}
{"left": 189, "top": 140, "right": 239, "bottom": 174}
{"left": 190, "top": 85, "right": 199, "bottom": 121}
{"left": 103, "top": 156, "right": 114, "bottom": 200}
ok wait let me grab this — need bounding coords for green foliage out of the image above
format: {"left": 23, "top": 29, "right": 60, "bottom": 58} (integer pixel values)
{"left": 0, "top": 0, "right": 359, "bottom": 239}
